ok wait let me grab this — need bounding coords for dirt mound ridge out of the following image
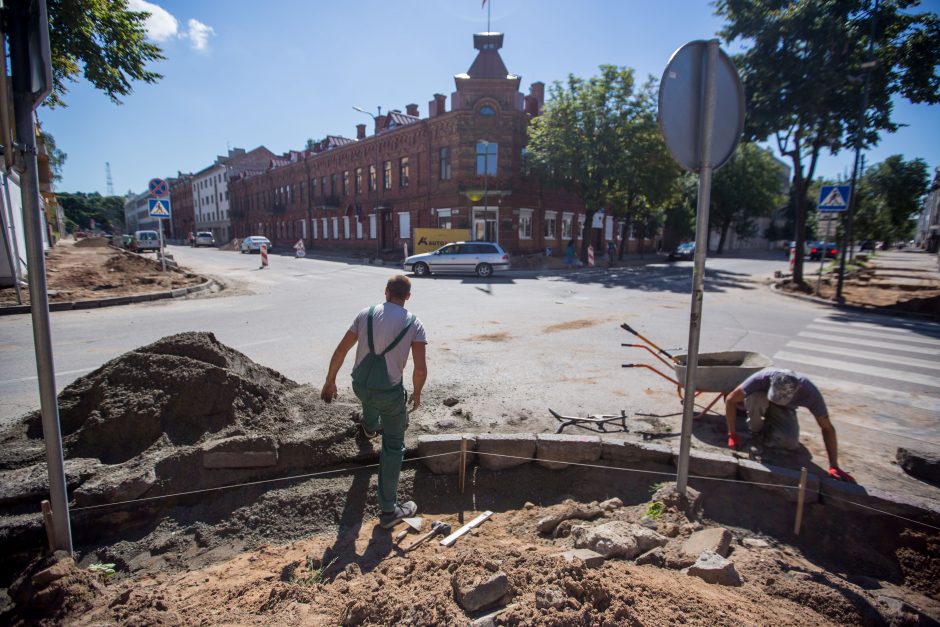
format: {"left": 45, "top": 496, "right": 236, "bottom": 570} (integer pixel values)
{"left": 73, "top": 236, "right": 110, "bottom": 248}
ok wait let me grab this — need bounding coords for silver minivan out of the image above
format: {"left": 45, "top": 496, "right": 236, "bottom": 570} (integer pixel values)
{"left": 404, "top": 241, "right": 510, "bottom": 277}
{"left": 133, "top": 230, "right": 160, "bottom": 252}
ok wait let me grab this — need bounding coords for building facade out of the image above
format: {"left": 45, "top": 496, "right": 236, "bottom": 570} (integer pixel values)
{"left": 192, "top": 147, "right": 275, "bottom": 243}
{"left": 915, "top": 166, "right": 940, "bottom": 252}
{"left": 169, "top": 173, "right": 195, "bottom": 241}
{"left": 228, "top": 32, "right": 639, "bottom": 258}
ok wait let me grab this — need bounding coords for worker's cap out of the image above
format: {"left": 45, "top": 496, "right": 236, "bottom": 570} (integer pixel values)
{"left": 768, "top": 370, "right": 799, "bottom": 405}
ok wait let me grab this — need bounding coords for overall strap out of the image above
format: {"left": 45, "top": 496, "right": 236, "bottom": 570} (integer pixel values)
{"left": 366, "top": 305, "right": 376, "bottom": 354}
{"left": 380, "top": 314, "right": 416, "bottom": 356}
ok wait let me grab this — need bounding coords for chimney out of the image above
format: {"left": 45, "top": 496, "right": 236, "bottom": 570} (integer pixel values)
{"left": 530, "top": 82, "right": 545, "bottom": 109}
{"left": 375, "top": 114, "right": 386, "bottom": 134}
{"left": 524, "top": 95, "right": 539, "bottom": 116}
{"left": 356, "top": 123, "right": 366, "bottom": 140}
{"left": 406, "top": 103, "right": 419, "bottom": 117}
{"left": 430, "top": 93, "right": 446, "bottom": 117}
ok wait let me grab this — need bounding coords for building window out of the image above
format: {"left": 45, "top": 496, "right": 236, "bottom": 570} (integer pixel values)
{"left": 343, "top": 170, "right": 350, "bottom": 196}
{"left": 369, "top": 165, "right": 376, "bottom": 192}
{"left": 544, "top": 212, "right": 556, "bottom": 240}
{"left": 310, "top": 178, "right": 316, "bottom": 198}
{"left": 437, "top": 208, "right": 452, "bottom": 229}
{"left": 562, "top": 213, "right": 573, "bottom": 240}
{"left": 383, "top": 160, "right": 392, "bottom": 190}
{"left": 399, "top": 157, "right": 409, "bottom": 188}
{"left": 439, "top": 147, "right": 451, "bottom": 181}
{"left": 355, "top": 168, "right": 363, "bottom": 194}
{"left": 519, "top": 209, "right": 533, "bottom": 240}
{"left": 321, "top": 176, "right": 327, "bottom": 198}
{"left": 331, "top": 173, "right": 338, "bottom": 196}
{"left": 300, "top": 181, "right": 305, "bottom": 203}
{"left": 476, "top": 141, "right": 497, "bottom": 175}
{"left": 478, "top": 105, "right": 496, "bottom": 116}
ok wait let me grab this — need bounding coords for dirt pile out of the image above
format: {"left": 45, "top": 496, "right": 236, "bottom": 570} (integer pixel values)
{"left": 10, "top": 485, "right": 934, "bottom": 625}
{"left": 72, "top": 237, "right": 110, "bottom": 248}
{"left": 219, "top": 238, "right": 241, "bottom": 251}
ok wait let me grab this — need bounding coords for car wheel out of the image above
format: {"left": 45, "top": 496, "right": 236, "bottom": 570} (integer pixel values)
{"left": 476, "top": 262, "right": 493, "bottom": 278}
{"left": 413, "top": 262, "right": 429, "bottom": 277}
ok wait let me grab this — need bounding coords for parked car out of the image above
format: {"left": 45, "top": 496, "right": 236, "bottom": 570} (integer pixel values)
{"left": 668, "top": 241, "right": 695, "bottom": 261}
{"left": 808, "top": 241, "right": 838, "bottom": 260}
{"left": 240, "top": 236, "right": 273, "bottom": 253}
{"left": 403, "top": 241, "right": 510, "bottom": 277}
{"left": 121, "top": 234, "right": 134, "bottom": 249}
{"left": 193, "top": 231, "right": 216, "bottom": 247}
{"left": 859, "top": 240, "right": 875, "bottom": 251}
{"left": 132, "top": 230, "right": 160, "bottom": 253}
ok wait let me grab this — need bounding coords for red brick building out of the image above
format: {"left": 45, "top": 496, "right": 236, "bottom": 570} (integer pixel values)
{"left": 169, "top": 172, "right": 195, "bottom": 241}
{"left": 230, "top": 32, "right": 630, "bottom": 257}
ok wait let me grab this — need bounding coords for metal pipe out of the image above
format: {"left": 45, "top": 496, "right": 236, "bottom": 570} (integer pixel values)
{"left": 9, "top": 0, "right": 72, "bottom": 553}
{"left": 676, "top": 40, "right": 719, "bottom": 497}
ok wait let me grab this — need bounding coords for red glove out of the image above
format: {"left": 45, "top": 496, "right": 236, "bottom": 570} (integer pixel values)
{"left": 828, "top": 466, "right": 856, "bottom": 483}
{"left": 728, "top": 433, "right": 740, "bottom": 450}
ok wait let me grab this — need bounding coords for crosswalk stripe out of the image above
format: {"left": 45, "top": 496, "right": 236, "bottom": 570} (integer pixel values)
{"left": 805, "top": 324, "right": 940, "bottom": 347}
{"left": 813, "top": 318, "right": 940, "bottom": 340}
{"left": 797, "top": 331, "right": 940, "bottom": 356}
{"left": 804, "top": 374, "right": 940, "bottom": 413}
{"left": 774, "top": 351, "right": 940, "bottom": 389}
{"left": 786, "top": 340, "right": 940, "bottom": 372}
{"left": 819, "top": 313, "right": 940, "bottom": 332}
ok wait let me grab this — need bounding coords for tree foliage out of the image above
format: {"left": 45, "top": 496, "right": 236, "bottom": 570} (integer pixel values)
{"left": 44, "top": 0, "right": 164, "bottom": 106}
{"left": 855, "top": 155, "right": 929, "bottom": 243}
{"left": 715, "top": 0, "right": 940, "bottom": 282}
{"left": 39, "top": 130, "right": 67, "bottom": 182}
{"left": 526, "top": 66, "right": 681, "bottom": 258}
{"left": 57, "top": 191, "right": 125, "bottom": 232}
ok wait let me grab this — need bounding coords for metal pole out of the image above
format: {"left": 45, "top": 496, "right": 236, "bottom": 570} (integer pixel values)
{"left": 9, "top": 2, "right": 72, "bottom": 553}
{"left": 159, "top": 218, "right": 166, "bottom": 271}
{"left": 815, "top": 217, "right": 831, "bottom": 296}
{"left": 676, "top": 40, "right": 719, "bottom": 497}
{"left": 0, "top": 173, "right": 23, "bottom": 303}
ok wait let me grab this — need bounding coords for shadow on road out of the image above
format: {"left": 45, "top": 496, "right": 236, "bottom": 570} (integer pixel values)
{"left": 543, "top": 264, "right": 760, "bottom": 294}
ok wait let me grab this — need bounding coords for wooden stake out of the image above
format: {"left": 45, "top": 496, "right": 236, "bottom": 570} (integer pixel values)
{"left": 459, "top": 437, "right": 468, "bottom": 494}
{"left": 794, "top": 467, "right": 808, "bottom": 536}
{"left": 41, "top": 500, "right": 55, "bottom": 551}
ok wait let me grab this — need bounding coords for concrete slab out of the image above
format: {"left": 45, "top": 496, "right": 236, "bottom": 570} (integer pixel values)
{"left": 535, "top": 434, "right": 602, "bottom": 470}
{"left": 417, "top": 434, "right": 475, "bottom": 475}
{"left": 556, "top": 548, "right": 605, "bottom": 568}
{"left": 476, "top": 433, "right": 536, "bottom": 471}
{"left": 676, "top": 450, "right": 738, "bottom": 479}
{"left": 601, "top": 439, "right": 673, "bottom": 466}
{"left": 737, "top": 460, "right": 820, "bottom": 504}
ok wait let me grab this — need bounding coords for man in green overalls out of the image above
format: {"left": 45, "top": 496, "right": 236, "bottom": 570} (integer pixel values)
{"left": 321, "top": 275, "right": 429, "bottom": 528}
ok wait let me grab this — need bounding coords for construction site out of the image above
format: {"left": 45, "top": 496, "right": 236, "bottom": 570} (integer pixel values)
{"left": 0, "top": 328, "right": 937, "bottom": 625}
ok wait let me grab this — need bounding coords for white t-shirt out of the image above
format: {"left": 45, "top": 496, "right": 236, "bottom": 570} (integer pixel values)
{"left": 350, "top": 302, "right": 427, "bottom": 386}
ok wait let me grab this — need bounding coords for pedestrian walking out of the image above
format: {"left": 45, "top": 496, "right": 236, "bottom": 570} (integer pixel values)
{"left": 563, "top": 239, "right": 577, "bottom": 269}
{"left": 321, "top": 275, "right": 429, "bottom": 528}
{"left": 607, "top": 240, "right": 616, "bottom": 268}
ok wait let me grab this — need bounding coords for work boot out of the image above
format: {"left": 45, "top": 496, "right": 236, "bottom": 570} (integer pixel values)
{"left": 379, "top": 501, "right": 418, "bottom": 529}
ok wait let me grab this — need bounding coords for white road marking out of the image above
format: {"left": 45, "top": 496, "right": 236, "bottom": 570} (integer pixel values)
{"left": 813, "top": 317, "right": 940, "bottom": 339}
{"left": 723, "top": 327, "right": 792, "bottom": 339}
{"left": 0, "top": 366, "right": 96, "bottom": 386}
{"left": 804, "top": 374, "right": 940, "bottom": 413}
{"left": 786, "top": 340, "right": 940, "bottom": 371}
{"left": 806, "top": 324, "right": 940, "bottom": 346}
{"left": 796, "top": 331, "right": 940, "bottom": 356}
{"left": 819, "top": 314, "right": 940, "bottom": 332}
{"left": 774, "top": 351, "right": 940, "bottom": 389}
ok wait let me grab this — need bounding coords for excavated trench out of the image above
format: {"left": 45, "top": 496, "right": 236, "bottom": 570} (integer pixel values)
{"left": 0, "top": 332, "right": 937, "bottom": 623}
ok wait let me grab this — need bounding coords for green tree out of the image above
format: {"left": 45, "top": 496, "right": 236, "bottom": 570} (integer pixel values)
{"left": 57, "top": 191, "right": 125, "bottom": 232}
{"left": 45, "top": 0, "right": 164, "bottom": 106}
{"left": 39, "top": 130, "right": 67, "bottom": 182}
{"left": 856, "top": 155, "right": 929, "bottom": 243}
{"left": 715, "top": 0, "right": 940, "bottom": 283}
{"left": 709, "top": 143, "right": 787, "bottom": 254}
{"left": 527, "top": 67, "right": 680, "bottom": 260}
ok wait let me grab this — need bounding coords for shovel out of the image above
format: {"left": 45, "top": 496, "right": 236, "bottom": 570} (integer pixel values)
{"left": 393, "top": 517, "right": 424, "bottom": 542}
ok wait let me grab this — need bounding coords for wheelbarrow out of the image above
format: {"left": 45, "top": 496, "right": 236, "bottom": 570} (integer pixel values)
{"left": 620, "top": 323, "right": 772, "bottom": 417}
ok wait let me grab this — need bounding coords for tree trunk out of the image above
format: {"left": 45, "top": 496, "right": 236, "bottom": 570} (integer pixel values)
{"left": 717, "top": 221, "right": 730, "bottom": 255}
{"left": 792, "top": 169, "right": 807, "bottom": 284}
{"left": 618, "top": 221, "right": 628, "bottom": 260}
{"left": 580, "top": 209, "right": 595, "bottom": 262}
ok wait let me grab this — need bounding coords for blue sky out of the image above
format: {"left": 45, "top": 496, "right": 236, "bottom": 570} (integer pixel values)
{"left": 40, "top": 0, "right": 940, "bottom": 196}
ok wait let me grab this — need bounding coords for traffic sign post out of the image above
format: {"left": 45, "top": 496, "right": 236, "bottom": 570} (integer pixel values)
{"left": 659, "top": 39, "right": 744, "bottom": 497}
{"left": 148, "top": 178, "right": 169, "bottom": 198}
{"left": 815, "top": 185, "right": 851, "bottom": 296}
{"left": 148, "top": 196, "right": 172, "bottom": 272}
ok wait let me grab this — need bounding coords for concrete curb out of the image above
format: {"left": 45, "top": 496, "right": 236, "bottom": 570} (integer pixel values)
{"left": 414, "top": 433, "right": 940, "bottom": 525}
{"left": 0, "top": 278, "right": 217, "bottom": 316}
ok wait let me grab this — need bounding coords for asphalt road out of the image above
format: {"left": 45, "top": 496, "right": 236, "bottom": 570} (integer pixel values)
{"left": 2, "top": 245, "right": 938, "bottom": 498}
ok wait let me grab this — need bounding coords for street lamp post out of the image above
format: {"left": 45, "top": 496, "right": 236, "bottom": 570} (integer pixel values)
{"left": 353, "top": 106, "right": 382, "bottom": 251}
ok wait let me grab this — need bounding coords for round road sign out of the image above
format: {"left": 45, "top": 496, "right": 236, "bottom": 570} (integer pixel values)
{"left": 658, "top": 40, "right": 745, "bottom": 172}
{"left": 149, "top": 178, "right": 169, "bottom": 198}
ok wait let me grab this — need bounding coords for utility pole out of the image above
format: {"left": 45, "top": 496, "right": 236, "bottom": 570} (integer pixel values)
{"left": 8, "top": 0, "right": 72, "bottom": 553}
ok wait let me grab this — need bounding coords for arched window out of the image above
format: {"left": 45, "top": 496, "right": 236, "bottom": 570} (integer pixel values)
{"left": 478, "top": 105, "right": 496, "bottom": 116}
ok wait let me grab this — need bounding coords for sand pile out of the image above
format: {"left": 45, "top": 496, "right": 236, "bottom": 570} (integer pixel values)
{"left": 72, "top": 237, "right": 110, "bottom": 248}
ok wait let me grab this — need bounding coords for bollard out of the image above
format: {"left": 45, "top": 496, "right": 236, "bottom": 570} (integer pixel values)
{"left": 587, "top": 245, "right": 595, "bottom": 267}
{"left": 788, "top": 246, "right": 796, "bottom": 273}
{"left": 260, "top": 243, "right": 269, "bottom": 269}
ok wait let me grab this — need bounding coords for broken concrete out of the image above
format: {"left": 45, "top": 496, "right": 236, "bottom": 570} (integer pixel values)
{"left": 681, "top": 527, "right": 732, "bottom": 558}
{"left": 555, "top": 549, "right": 605, "bottom": 569}
{"left": 635, "top": 547, "right": 666, "bottom": 567}
{"left": 452, "top": 571, "right": 510, "bottom": 613}
{"left": 686, "top": 551, "right": 742, "bottom": 586}
{"left": 571, "top": 521, "right": 668, "bottom": 559}
{"left": 535, "top": 434, "right": 602, "bottom": 470}
{"left": 537, "top": 501, "right": 603, "bottom": 535}
{"left": 476, "top": 434, "right": 536, "bottom": 471}
{"left": 534, "top": 584, "right": 568, "bottom": 610}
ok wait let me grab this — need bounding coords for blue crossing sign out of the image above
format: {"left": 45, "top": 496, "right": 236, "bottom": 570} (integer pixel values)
{"left": 149, "top": 198, "right": 172, "bottom": 218}
{"left": 818, "top": 185, "right": 851, "bottom": 213}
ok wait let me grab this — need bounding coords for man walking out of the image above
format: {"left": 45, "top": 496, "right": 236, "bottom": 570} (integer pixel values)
{"left": 724, "top": 368, "right": 855, "bottom": 482}
{"left": 321, "top": 275, "right": 428, "bottom": 527}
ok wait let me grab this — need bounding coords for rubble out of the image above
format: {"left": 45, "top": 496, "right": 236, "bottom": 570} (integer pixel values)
{"left": 686, "top": 551, "right": 742, "bottom": 586}
{"left": 571, "top": 521, "right": 668, "bottom": 559}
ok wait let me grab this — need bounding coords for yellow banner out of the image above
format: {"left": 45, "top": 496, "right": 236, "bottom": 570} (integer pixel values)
{"left": 414, "top": 228, "right": 470, "bottom": 254}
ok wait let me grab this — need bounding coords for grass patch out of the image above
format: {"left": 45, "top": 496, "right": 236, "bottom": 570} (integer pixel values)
{"left": 294, "top": 556, "right": 337, "bottom": 586}
{"left": 88, "top": 563, "right": 116, "bottom": 578}
{"left": 645, "top": 501, "right": 665, "bottom": 520}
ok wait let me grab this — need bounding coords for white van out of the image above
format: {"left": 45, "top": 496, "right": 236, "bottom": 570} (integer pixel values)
{"left": 133, "top": 230, "right": 160, "bottom": 253}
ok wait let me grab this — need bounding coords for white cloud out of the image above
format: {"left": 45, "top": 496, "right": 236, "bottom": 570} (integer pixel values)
{"left": 126, "top": 0, "right": 178, "bottom": 42}
{"left": 182, "top": 19, "right": 216, "bottom": 52}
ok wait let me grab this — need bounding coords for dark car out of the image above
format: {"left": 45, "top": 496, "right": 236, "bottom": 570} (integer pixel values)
{"left": 668, "top": 241, "right": 695, "bottom": 261}
{"left": 808, "top": 241, "right": 838, "bottom": 260}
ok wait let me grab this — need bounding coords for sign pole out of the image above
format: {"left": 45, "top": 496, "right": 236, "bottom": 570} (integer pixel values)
{"left": 159, "top": 218, "right": 166, "bottom": 272}
{"left": 815, "top": 218, "right": 832, "bottom": 296}
{"left": 676, "top": 40, "right": 719, "bottom": 497}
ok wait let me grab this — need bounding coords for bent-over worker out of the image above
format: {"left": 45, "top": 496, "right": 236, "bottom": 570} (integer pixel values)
{"left": 321, "top": 275, "right": 428, "bottom": 528}
{"left": 724, "top": 367, "right": 855, "bottom": 482}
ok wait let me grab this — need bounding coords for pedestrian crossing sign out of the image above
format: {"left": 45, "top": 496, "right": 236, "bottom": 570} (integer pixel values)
{"left": 148, "top": 198, "right": 172, "bottom": 218}
{"left": 818, "top": 185, "right": 850, "bottom": 213}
